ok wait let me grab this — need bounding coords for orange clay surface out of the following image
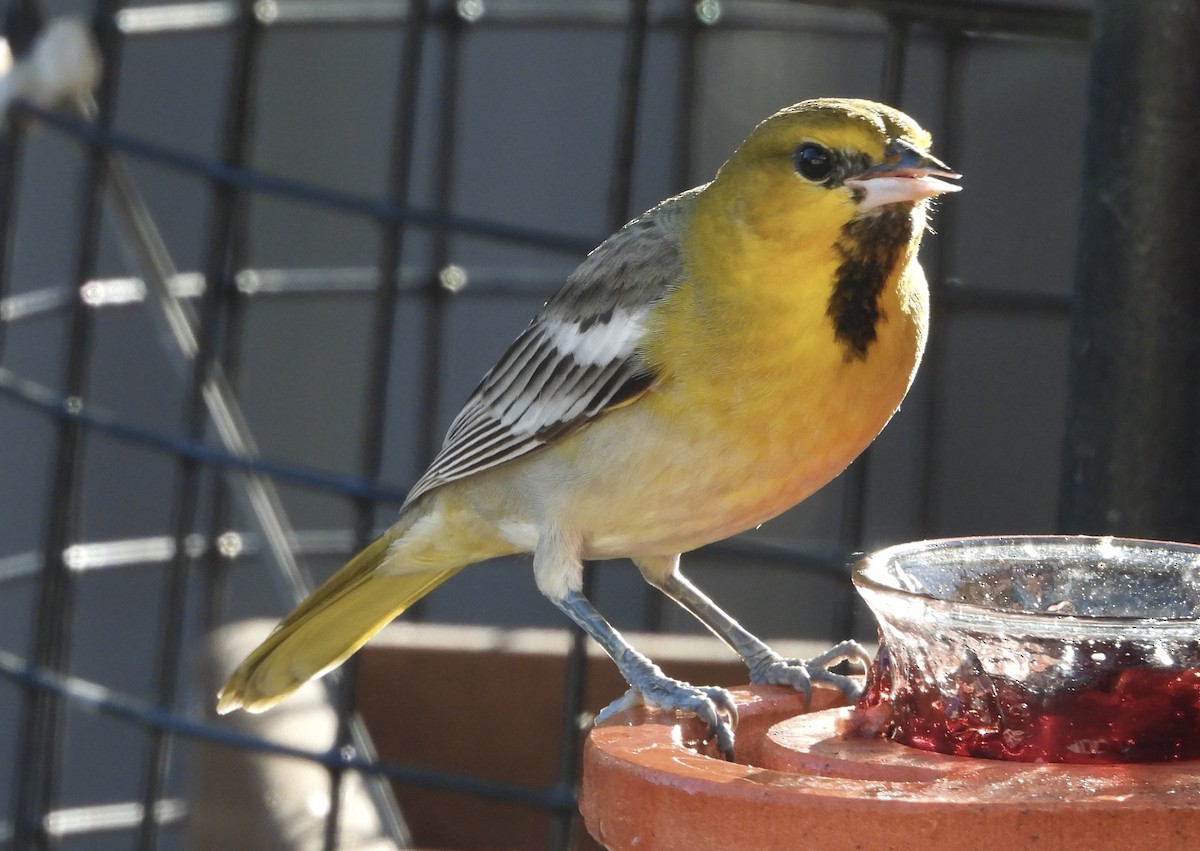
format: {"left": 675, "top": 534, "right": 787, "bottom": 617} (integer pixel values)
{"left": 580, "top": 684, "right": 1200, "bottom": 851}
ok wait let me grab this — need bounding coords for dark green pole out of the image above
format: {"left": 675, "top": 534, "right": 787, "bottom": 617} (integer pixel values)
{"left": 1059, "top": 1, "right": 1200, "bottom": 542}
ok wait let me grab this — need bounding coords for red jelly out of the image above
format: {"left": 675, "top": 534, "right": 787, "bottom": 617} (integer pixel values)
{"left": 853, "top": 536, "right": 1200, "bottom": 764}
{"left": 858, "top": 640, "right": 1200, "bottom": 763}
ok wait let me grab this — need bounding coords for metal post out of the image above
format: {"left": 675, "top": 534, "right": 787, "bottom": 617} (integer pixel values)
{"left": 1059, "top": 0, "right": 1200, "bottom": 541}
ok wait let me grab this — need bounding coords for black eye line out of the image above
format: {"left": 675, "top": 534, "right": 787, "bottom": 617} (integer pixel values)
{"left": 831, "top": 151, "right": 871, "bottom": 186}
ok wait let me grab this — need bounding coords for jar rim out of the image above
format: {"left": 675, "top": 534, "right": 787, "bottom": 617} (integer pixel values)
{"left": 853, "top": 534, "right": 1200, "bottom": 631}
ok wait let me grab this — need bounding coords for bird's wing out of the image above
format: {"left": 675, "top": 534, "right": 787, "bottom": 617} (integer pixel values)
{"left": 404, "top": 204, "right": 689, "bottom": 508}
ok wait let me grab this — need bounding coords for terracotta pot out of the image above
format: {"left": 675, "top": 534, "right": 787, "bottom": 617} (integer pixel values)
{"left": 581, "top": 684, "right": 1200, "bottom": 851}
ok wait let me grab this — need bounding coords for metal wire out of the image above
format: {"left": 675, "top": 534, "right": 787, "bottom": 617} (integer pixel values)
{"left": 0, "top": 1, "right": 1092, "bottom": 849}
{"left": 11, "top": 2, "right": 123, "bottom": 845}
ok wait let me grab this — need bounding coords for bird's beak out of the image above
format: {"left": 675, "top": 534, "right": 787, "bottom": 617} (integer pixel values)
{"left": 845, "top": 139, "right": 961, "bottom": 213}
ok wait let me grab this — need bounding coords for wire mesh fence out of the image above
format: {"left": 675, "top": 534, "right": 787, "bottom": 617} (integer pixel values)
{"left": 0, "top": 1, "right": 1093, "bottom": 848}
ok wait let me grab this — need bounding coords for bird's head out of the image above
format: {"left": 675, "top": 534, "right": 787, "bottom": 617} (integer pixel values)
{"left": 705, "top": 98, "right": 960, "bottom": 243}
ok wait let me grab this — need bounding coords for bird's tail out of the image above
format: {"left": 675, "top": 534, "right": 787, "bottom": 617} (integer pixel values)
{"left": 216, "top": 532, "right": 463, "bottom": 714}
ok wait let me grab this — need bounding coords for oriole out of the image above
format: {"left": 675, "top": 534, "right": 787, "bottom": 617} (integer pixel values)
{"left": 218, "top": 98, "right": 960, "bottom": 757}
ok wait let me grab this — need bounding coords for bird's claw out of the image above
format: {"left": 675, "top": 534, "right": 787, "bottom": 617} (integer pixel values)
{"left": 749, "top": 639, "right": 870, "bottom": 704}
{"left": 596, "top": 680, "right": 739, "bottom": 760}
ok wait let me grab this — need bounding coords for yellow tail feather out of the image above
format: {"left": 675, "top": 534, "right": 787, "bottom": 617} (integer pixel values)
{"left": 216, "top": 533, "right": 463, "bottom": 713}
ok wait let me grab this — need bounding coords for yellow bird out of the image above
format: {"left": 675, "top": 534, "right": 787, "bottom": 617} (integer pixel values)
{"left": 218, "top": 98, "right": 960, "bottom": 757}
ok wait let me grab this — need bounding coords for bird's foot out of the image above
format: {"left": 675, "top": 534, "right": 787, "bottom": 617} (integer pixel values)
{"left": 748, "top": 639, "right": 871, "bottom": 704}
{"left": 597, "top": 675, "right": 739, "bottom": 760}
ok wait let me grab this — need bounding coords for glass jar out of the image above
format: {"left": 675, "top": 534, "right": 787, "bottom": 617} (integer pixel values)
{"left": 853, "top": 535, "right": 1200, "bottom": 763}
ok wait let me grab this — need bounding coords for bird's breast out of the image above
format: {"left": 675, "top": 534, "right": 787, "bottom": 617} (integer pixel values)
{"left": 561, "top": 251, "right": 928, "bottom": 558}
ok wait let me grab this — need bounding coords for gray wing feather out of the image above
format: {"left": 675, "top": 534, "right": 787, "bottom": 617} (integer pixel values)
{"left": 403, "top": 192, "right": 694, "bottom": 507}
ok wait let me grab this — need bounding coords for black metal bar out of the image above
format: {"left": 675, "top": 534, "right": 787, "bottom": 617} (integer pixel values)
{"left": 0, "top": 524, "right": 857, "bottom": 588}
{"left": 1058, "top": 1, "right": 1200, "bottom": 541}
{"left": 936, "top": 282, "right": 1070, "bottom": 315}
{"left": 0, "top": 268, "right": 1078, "bottom": 321}
{"left": 199, "top": 355, "right": 242, "bottom": 634}
{"left": 414, "top": 7, "right": 463, "bottom": 459}
{"left": 604, "top": 0, "right": 649, "bottom": 235}
{"left": 0, "top": 126, "right": 24, "bottom": 365}
{"left": 0, "top": 0, "right": 39, "bottom": 366}
{"left": 549, "top": 561, "right": 595, "bottom": 850}
{"left": 915, "top": 31, "right": 965, "bottom": 541}
{"left": 199, "top": 6, "right": 262, "bottom": 641}
{"left": 323, "top": 4, "right": 431, "bottom": 849}
{"left": 408, "top": 0, "right": 453, "bottom": 511}
{"left": 672, "top": 1, "right": 701, "bottom": 193}
{"left": 404, "top": 3, "right": 468, "bottom": 625}
{"left": 8, "top": 101, "right": 599, "bottom": 256}
{"left": 879, "top": 14, "right": 909, "bottom": 105}
{"left": 789, "top": 0, "right": 1089, "bottom": 41}
{"left": 134, "top": 2, "right": 263, "bottom": 848}
{"left": 0, "top": 645, "right": 577, "bottom": 813}
{"left": 11, "top": 5, "right": 123, "bottom": 849}
{"left": 0, "top": 366, "right": 412, "bottom": 502}
{"left": 0, "top": 1, "right": 36, "bottom": 834}
{"left": 110, "top": 0, "right": 1092, "bottom": 43}
{"left": 354, "top": 0, "right": 427, "bottom": 545}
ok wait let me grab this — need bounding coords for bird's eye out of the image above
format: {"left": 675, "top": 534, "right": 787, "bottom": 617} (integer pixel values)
{"left": 793, "top": 143, "right": 834, "bottom": 182}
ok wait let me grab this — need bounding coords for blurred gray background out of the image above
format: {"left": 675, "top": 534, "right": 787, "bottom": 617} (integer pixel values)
{"left": 0, "top": 0, "right": 1094, "bottom": 848}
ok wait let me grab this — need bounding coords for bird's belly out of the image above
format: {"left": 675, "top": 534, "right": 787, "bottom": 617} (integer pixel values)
{"left": 572, "top": 432, "right": 857, "bottom": 557}
{"left": 557, "top": 383, "right": 903, "bottom": 557}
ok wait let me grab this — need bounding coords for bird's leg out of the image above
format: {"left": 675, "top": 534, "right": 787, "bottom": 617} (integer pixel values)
{"left": 635, "top": 556, "right": 868, "bottom": 703}
{"left": 551, "top": 589, "right": 738, "bottom": 759}
{"left": 535, "top": 530, "right": 737, "bottom": 755}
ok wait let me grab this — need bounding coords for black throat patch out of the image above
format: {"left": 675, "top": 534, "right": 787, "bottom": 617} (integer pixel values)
{"left": 827, "top": 209, "right": 912, "bottom": 361}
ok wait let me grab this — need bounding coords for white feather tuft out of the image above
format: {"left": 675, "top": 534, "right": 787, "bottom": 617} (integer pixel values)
{"left": 543, "top": 309, "right": 646, "bottom": 367}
